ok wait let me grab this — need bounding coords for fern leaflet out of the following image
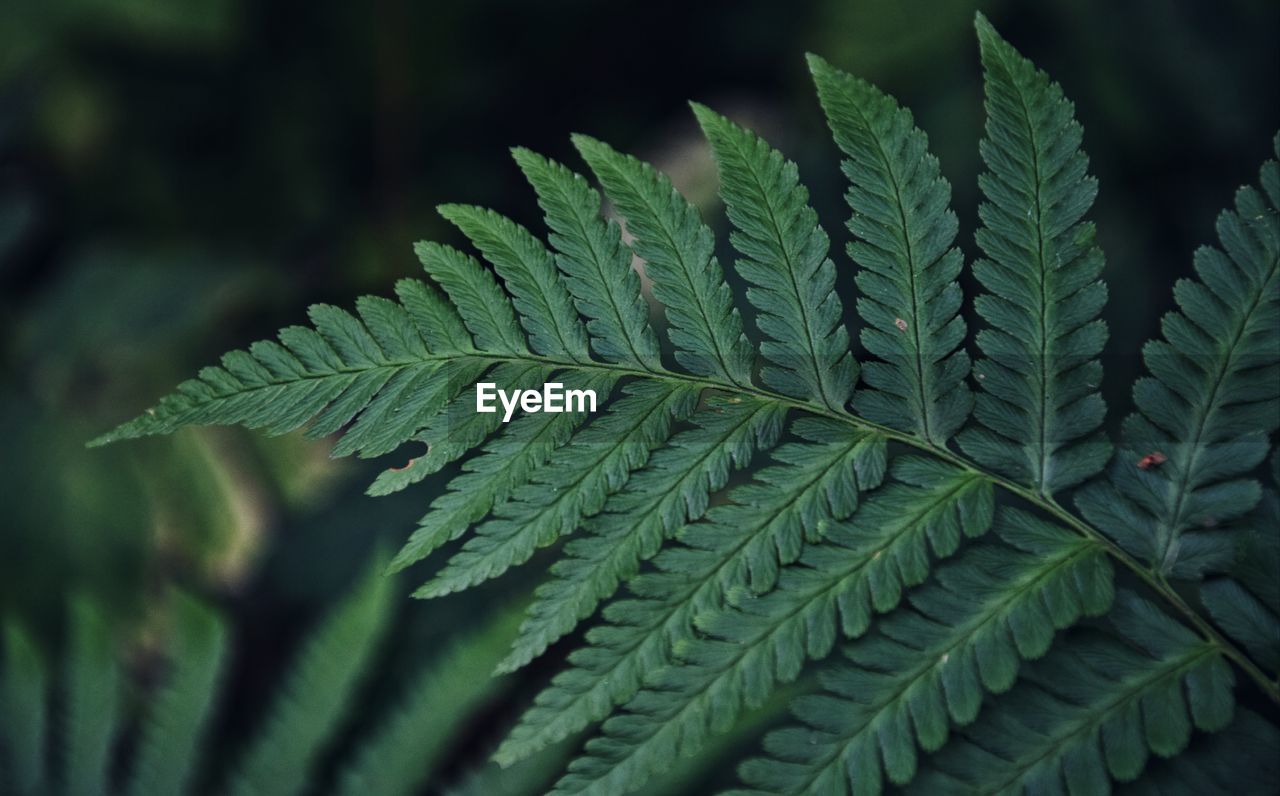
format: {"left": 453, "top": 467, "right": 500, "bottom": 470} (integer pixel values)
{"left": 960, "top": 14, "right": 1111, "bottom": 496}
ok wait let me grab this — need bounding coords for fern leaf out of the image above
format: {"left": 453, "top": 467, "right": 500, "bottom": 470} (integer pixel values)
{"left": 499, "top": 396, "right": 786, "bottom": 673}
{"left": 336, "top": 609, "right": 524, "bottom": 796}
{"left": 393, "top": 276, "right": 475, "bottom": 353}
{"left": 227, "top": 552, "right": 394, "bottom": 796}
{"left": 1224, "top": 455, "right": 1280, "bottom": 614}
{"left": 1124, "top": 708, "right": 1280, "bottom": 795}
{"left": 387, "top": 370, "right": 614, "bottom": 573}
{"left": 513, "top": 147, "right": 662, "bottom": 369}
{"left": 1202, "top": 579, "right": 1279, "bottom": 673}
{"left": 912, "top": 593, "right": 1235, "bottom": 795}
{"left": 1, "top": 618, "right": 47, "bottom": 795}
{"left": 439, "top": 203, "right": 592, "bottom": 361}
{"left": 1076, "top": 136, "right": 1279, "bottom": 575}
{"left": 414, "top": 240, "right": 527, "bottom": 354}
{"left": 959, "top": 14, "right": 1111, "bottom": 495}
{"left": 495, "top": 421, "right": 885, "bottom": 765}
{"left": 416, "top": 380, "right": 698, "bottom": 597}
{"left": 126, "top": 591, "right": 229, "bottom": 796}
{"left": 692, "top": 103, "right": 856, "bottom": 410}
{"left": 572, "top": 134, "right": 755, "bottom": 385}
{"left": 733, "top": 509, "right": 1112, "bottom": 795}
{"left": 1200, "top": 473, "right": 1280, "bottom": 674}
{"left": 64, "top": 596, "right": 123, "bottom": 796}
{"left": 808, "top": 55, "right": 972, "bottom": 445}
{"left": 550, "top": 458, "right": 989, "bottom": 795}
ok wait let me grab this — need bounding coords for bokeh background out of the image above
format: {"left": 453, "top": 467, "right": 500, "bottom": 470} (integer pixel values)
{"left": 2, "top": 0, "right": 1278, "bottom": 792}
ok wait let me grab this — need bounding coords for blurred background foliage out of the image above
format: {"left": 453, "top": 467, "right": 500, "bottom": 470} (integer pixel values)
{"left": 0, "top": 0, "right": 1276, "bottom": 792}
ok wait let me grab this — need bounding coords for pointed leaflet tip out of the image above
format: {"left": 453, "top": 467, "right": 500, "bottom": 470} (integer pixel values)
{"left": 567, "top": 131, "right": 600, "bottom": 154}
{"left": 509, "top": 145, "right": 541, "bottom": 173}
{"left": 973, "top": 11, "right": 1013, "bottom": 61}
{"left": 804, "top": 52, "right": 832, "bottom": 78}
{"left": 435, "top": 202, "right": 470, "bottom": 224}
{"left": 687, "top": 100, "right": 717, "bottom": 127}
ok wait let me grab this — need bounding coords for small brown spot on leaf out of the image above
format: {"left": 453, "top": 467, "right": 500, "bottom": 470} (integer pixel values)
{"left": 894, "top": 318, "right": 909, "bottom": 332}
{"left": 1137, "top": 452, "right": 1167, "bottom": 470}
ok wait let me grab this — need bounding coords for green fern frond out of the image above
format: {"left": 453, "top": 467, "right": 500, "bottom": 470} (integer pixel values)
{"left": 912, "top": 593, "right": 1235, "bottom": 795}
{"left": 125, "top": 591, "right": 229, "bottom": 796}
{"left": 64, "top": 595, "right": 123, "bottom": 796}
{"left": 500, "top": 396, "right": 785, "bottom": 673}
{"left": 808, "top": 54, "right": 972, "bottom": 445}
{"left": 88, "top": 15, "right": 1280, "bottom": 794}
{"left": 549, "top": 458, "right": 988, "bottom": 795}
{"left": 959, "top": 14, "right": 1111, "bottom": 496}
{"left": 416, "top": 380, "right": 697, "bottom": 597}
{"left": 1, "top": 618, "right": 48, "bottom": 795}
{"left": 692, "top": 103, "right": 856, "bottom": 410}
{"left": 512, "top": 147, "right": 662, "bottom": 370}
{"left": 572, "top": 134, "right": 755, "bottom": 385}
{"left": 227, "top": 553, "right": 394, "bottom": 796}
{"left": 1076, "top": 135, "right": 1279, "bottom": 577}
{"left": 732, "top": 509, "right": 1111, "bottom": 795}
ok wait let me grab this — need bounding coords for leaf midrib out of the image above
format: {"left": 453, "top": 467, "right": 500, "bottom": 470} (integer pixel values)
{"left": 141, "top": 343, "right": 1280, "bottom": 706}
{"left": 845, "top": 98, "right": 938, "bottom": 444}
{"left": 722, "top": 131, "right": 840, "bottom": 410}
{"left": 610, "top": 164, "right": 749, "bottom": 387}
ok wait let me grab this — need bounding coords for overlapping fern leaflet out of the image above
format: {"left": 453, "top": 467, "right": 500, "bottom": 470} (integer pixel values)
{"left": 1076, "top": 135, "right": 1280, "bottom": 578}
{"left": 809, "top": 54, "right": 971, "bottom": 445}
{"left": 438, "top": 203, "right": 592, "bottom": 362}
{"left": 513, "top": 147, "right": 662, "bottom": 370}
{"left": 912, "top": 594, "right": 1235, "bottom": 795}
{"left": 693, "top": 103, "right": 856, "bottom": 411}
{"left": 388, "top": 369, "right": 613, "bottom": 572}
{"left": 500, "top": 397, "right": 786, "bottom": 672}
{"left": 549, "top": 458, "right": 991, "bottom": 795}
{"left": 572, "top": 134, "right": 755, "bottom": 385}
{"left": 733, "top": 509, "right": 1112, "bottom": 795}
{"left": 417, "top": 380, "right": 697, "bottom": 597}
{"left": 960, "top": 14, "right": 1110, "bottom": 496}
{"left": 497, "top": 420, "right": 884, "bottom": 766}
